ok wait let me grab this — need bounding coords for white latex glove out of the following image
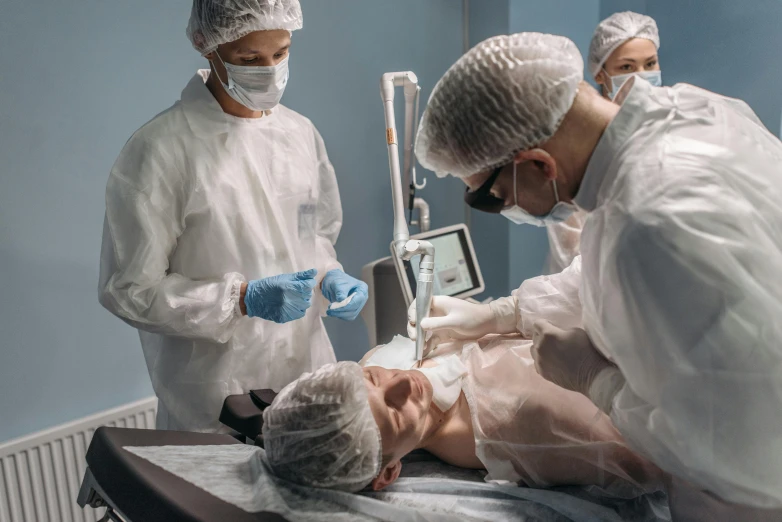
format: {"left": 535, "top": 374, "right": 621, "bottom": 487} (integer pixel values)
{"left": 407, "top": 295, "right": 518, "bottom": 350}
{"left": 530, "top": 320, "right": 613, "bottom": 396}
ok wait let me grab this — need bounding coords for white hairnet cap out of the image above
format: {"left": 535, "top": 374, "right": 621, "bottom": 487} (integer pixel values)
{"left": 187, "top": 0, "right": 303, "bottom": 56}
{"left": 415, "top": 33, "right": 583, "bottom": 179}
{"left": 262, "top": 361, "right": 382, "bottom": 492}
{"left": 588, "top": 12, "right": 659, "bottom": 78}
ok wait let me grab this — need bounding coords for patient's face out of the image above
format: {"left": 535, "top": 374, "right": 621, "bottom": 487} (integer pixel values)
{"left": 363, "top": 366, "right": 433, "bottom": 462}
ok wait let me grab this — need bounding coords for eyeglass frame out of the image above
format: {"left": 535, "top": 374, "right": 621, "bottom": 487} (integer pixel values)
{"left": 463, "top": 164, "right": 507, "bottom": 214}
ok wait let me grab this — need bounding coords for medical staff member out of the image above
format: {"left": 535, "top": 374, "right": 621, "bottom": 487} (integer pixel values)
{"left": 592, "top": 11, "right": 662, "bottom": 101}
{"left": 546, "top": 11, "right": 662, "bottom": 274}
{"left": 409, "top": 33, "right": 782, "bottom": 519}
{"left": 98, "top": 0, "right": 368, "bottom": 433}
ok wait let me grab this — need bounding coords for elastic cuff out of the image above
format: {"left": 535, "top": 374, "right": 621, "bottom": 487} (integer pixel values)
{"left": 318, "top": 265, "right": 342, "bottom": 290}
{"left": 489, "top": 296, "right": 519, "bottom": 334}
{"left": 321, "top": 262, "right": 343, "bottom": 279}
{"left": 588, "top": 366, "right": 626, "bottom": 415}
{"left": 317, "top": 290, "right": 331, "bottom": 317}
{"left": 231, "top": 279, "right": 245, "bottom": 317}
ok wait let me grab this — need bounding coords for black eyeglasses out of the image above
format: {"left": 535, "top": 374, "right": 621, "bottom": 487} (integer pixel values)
{"left": 464, "top": 165, "right": 506, "bottom": 214}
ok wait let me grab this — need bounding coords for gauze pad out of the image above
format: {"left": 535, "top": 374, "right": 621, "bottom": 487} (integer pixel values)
{"left": 329, "top": 294, "right": 355, "bottom": 310}
{"left": 415, "top": 355, "right": 467, "bottom": 412}
{"left": 364, "top": 335, "right": 417, "bottom": 370}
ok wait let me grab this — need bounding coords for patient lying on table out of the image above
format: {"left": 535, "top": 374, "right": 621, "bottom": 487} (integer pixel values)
{"left": 261, "top": 335, "right": 664, "bottom": 497}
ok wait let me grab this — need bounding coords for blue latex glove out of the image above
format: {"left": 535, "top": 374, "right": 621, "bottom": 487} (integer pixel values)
{"left": 245, "top": 269, "right": 317, "bottom": 323}
{"left": 322, "top": 269, "right": 368, "bottom": 321}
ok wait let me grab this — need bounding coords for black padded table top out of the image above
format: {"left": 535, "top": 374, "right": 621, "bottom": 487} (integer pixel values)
{"left": 87, "top": 427, "right": 286, "bottom": 522}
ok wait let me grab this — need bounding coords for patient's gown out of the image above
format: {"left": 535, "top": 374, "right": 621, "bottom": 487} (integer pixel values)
{"left": 364, "top": 335, "right": 664, "bottom": 498}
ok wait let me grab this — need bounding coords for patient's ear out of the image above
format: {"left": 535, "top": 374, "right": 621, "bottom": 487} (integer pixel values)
{"left": 371, "top": 461, "right": 402, "bottom": 491}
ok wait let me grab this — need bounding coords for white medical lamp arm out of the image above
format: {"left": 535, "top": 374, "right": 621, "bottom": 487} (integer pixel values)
{"left": 412, "top": 197, "right": 431, "bottom": 233}
{"left": 380, "top": 71, "right": 434, "bottom": 362}
{"left": 404, "top": 84, "right": 426, "bottom": 191}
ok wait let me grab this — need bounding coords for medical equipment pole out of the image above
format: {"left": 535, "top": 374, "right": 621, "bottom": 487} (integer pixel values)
{"left": 381, "top": 72, "right": 434, "bottom": 363}
{"left": 402, "top": 80, "right": 415, "bottom": 200}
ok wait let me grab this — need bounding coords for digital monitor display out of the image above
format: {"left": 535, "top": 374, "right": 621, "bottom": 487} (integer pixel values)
{"left": 406, "top": 228, "right": 480, "bottom": 298}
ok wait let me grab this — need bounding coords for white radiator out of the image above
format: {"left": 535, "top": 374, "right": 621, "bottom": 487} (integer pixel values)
{"left": 0, "top": 397, "right": 157, "bottom": 522}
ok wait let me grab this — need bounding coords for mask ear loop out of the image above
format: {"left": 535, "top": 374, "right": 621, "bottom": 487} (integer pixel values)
{"left": 512, "top": 161, "right": 519, "bottom": 207}
{"left": 213, "top": 51, "right": 234, "bottom": 90}
{"left": 600, "top": 67, "right": 613, "bottom": 98}
{"left": 551, "top": 178, "right": 561, "bottom": 204}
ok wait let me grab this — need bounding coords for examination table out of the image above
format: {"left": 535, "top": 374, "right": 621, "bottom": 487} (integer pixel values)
{"left": 77, "top": 389, "right": 283, "bottom": 521}
{"left": 77, "top": 390, "right": 671, "bottom": 522}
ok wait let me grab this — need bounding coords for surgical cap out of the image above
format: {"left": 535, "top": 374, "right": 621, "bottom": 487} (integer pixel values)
{"left": 415, "top": 33, "right": 583, "bottom": 179}
{"left": 588, "top": 12, "right": 660, "bottom": 78}
{"left": 262, "top": 362, "right": 382, "bottom": 492}
{"left": 186, "top": 0, "right": 303, "bottom": 56}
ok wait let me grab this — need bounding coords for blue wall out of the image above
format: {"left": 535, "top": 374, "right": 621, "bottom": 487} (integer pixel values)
{"left": 0, "top": 1, "right": 198, "bottom": 443}
{"left": 0, "top": 0, "right": 465, "bottom": 443}
{"left": 599, "top": 0, "right": 647, "bottom": 19}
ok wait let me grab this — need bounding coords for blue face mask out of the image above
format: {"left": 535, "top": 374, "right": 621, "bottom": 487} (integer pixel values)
{"left": 606, "top": 70, "right": 662, "bottom": 100}
{"left": 500, "top": 162, "right": 577, "bottom": 227}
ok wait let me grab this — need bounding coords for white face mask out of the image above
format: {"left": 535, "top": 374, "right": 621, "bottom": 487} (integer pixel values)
{"left": 606, "top": 69, "right": 662, "bottom": 100}
{"left": 500, "top": 162, "right": 577, "bottom": 227}
{"left": 214, "top": 52, "right": 290, "bottom": 111}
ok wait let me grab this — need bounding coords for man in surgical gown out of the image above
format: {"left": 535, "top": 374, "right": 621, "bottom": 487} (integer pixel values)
{"left": 98, "top": 0, "right": 367, "bottom": 433}
{"left": 546, "top": 11, "right": 662, "bottom": 274}
{"left": 409, "top": 32, "right": 782, "bottom": 519}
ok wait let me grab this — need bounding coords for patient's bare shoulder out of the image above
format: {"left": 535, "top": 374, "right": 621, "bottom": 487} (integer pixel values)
{"left": 423, "top": 393, "right": 483, "bottom": 470}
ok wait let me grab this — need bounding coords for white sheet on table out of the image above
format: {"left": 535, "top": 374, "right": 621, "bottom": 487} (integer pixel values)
{"left": 125, "top": 445, "right": 670, "bottom": 522}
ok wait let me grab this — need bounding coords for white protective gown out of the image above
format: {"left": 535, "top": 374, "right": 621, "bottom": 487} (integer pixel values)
{"left": 459, "top": 336, "right": 664, "bottom": 498}
{"left": 513, "top": 78, "right": 782, "bottom": 508}
{"left": 99, "top": 71, "right": 342, "bottom": 432}
{"left": 544, "top": 210, "right": 587, "bottom": 274}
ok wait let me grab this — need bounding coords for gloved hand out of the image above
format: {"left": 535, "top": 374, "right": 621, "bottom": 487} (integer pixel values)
{"left": 321, "top": 269, "right": 368, "bottom": 321}
{"left": 530, "top": 320, "right": 613, "bottom": 395}
{"left": 407, "top": 296, "right": 503, "bottom": 349}
{"left": 244, "top": 269, "right": 317, "bottom": 324}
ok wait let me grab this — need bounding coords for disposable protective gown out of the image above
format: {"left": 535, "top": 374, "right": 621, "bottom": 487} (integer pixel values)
{"left": 545, "top": 210, "right": 587, "bottom": 274}
{"left": 99, "top": 71, "right": 342, "bottom": 432}
{"left": 514, "top": 79, "right": 782, "bottom": 508}
{"left": 461, "top": 336, "right": 664, "bottom": 498}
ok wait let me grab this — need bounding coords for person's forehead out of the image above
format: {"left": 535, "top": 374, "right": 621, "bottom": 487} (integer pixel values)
{"left": 609, "top": 38, "right": 657, "bottom": 62}
{"left": 227, "top": 29, "right": 291, "bottom": 53}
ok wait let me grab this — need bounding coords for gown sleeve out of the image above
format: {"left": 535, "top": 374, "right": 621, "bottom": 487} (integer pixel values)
{"left": 99, "top": 135, "right": 244, "bottom": 342}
